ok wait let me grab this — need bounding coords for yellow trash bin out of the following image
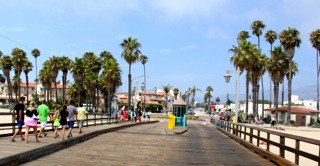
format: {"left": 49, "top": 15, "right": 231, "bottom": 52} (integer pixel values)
{"left": 168, "top": 114, "right": 176, "bottom": 129}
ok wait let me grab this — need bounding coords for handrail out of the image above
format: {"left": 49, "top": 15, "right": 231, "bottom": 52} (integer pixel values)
{"left": 211, "top": 118, "right": 320, "bottom": 166}
{"left": 0, "top": 112, "right": 118, "bottom": 137}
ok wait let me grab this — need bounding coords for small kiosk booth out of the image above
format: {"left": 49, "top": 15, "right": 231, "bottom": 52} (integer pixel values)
{"left": 172, "top": 97, "right": 187, "bottom": 127}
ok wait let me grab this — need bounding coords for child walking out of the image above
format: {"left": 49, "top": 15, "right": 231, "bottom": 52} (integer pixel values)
{"left": 53, "top": 110, "right": 60, "bottom": 138}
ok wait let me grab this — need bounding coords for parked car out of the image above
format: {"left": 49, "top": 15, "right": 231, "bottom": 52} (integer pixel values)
{"left": 186, "top": 110, "right": 195, "bottom": 115}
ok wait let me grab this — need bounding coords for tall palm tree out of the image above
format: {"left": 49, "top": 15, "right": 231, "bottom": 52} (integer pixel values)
{"left": 31, "top": 48, "right": 40, "bottom": 103}
{"left": 266, "top": 46, "right": 288, "bottom": 124}
{"left": 120, "top": 36, "right": 142, "bottom": 109}
{"left": 58, "top": 56, "right": 73, "bottom": 105}
{"left": 251, "top": 20, "right": 266, "bottom": 117}
{"left": 265, "top": 30, "right": 278, "bottom": 108}
{"left": 279, "top": 27, "right": 301, "bottom": 123}
{"left": 0, "top": 55, "right": 13, "bottom": 105}
{"left": 206, "top": 86, "right": 213, "bottom": 111}
{"left": 11, "top": 48, "right": 27, "bottom": 100}
{"left": 71, "top": 57, "right": 86, "bottom": 105}
{"left": 23, "top": 60, "right": 33, "bottom": 102}
{"left": 140, "top": 54, "right": 148, "bottom": 110}
{"left": 309, "top": 29, "right": 320, "bottom": 110}
{"left": 44, "top": 56, "right": 60, "bottom": 105}
{"left": 236, "top": 30, "right": 253, "bottom": 118}
{"left": 237, "top": 30, "right": 250, "bottom": 41}
{"left": 190, "top": 85, "right": 201, "bottom": 109}
{"left": 100, "top": 57, "right": 122, "bottom": 113}
{"left": 162, "top": 84, "right": 172, "bottom": 110}
{"left": 229, "top": 40, "right": 255, "bottom": 118}
{"left": 204, "top": 91, "right": 212, "bottom": 110}
{"left": 39, "top": 66, "right": 52, "bottom": 102}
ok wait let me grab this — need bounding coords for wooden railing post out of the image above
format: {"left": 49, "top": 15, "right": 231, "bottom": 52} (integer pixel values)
{"left": 249, "top": 128, "right": 253, "bottom": 143}
{"left": 257, "top": 130, "right": 260, "bottom": 147}
{"left": 267, "top": 133, "right": 270, "bottom": 151}
{"left": 280, "top": 135, "right": 285, "bottom": 157}
{"left": 295, "top": 140, "right": 300, "bottom": 165}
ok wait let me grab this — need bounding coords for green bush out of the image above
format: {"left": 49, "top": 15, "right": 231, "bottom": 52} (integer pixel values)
{"left": 308, "top": 119, "right": 320, "bottom": 128}
{"left": 289, "top": 120, "right": 298, "bottom": 127}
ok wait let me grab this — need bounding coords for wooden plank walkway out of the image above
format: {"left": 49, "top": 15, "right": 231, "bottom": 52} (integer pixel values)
{"left": 1, "top": 121, "right": 276, "bottom": 166}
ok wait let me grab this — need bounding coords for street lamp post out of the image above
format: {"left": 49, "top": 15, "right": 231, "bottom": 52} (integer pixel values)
{"left": 224, "top": 67, "right": 240, "bottom": 123}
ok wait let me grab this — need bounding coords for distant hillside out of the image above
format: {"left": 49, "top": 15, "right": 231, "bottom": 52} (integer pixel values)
{"left": 209, "top": 85, "right": 317, "bottom": 104}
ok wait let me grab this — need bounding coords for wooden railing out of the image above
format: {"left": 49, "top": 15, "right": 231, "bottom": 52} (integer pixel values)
{"left": 0, "top": 112, "right": 118, "bottom": 137}
{"left": 211, "top": 118, "right": 320, "bottom": 166}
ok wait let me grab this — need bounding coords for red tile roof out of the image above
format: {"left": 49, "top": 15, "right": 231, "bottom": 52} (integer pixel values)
{"left": 264, "top": 106, "right": 320, "bottom": 115}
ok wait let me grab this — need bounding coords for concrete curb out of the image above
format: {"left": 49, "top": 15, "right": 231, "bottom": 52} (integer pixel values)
{"left": 0, "top": 121, "right": 159, "bottom": 166}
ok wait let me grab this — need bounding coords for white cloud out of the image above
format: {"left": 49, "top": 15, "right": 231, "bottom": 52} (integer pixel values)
{"left": 147, "top": 0, "right": 228, "bottom": 21}
{"left": 180, "top": 44, "right": 197, "bottom": 51}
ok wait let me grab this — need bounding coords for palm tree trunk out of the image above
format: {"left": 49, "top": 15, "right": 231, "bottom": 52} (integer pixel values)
{"left": 281, "top": 82, "right": 284, "bottom": 106}
{"left": 18, "top": 70, "right": 21, "bottom": 99}
{"left": 35, "top": 57, "right": 38, "bottom": 103}
{"left": 270, "top": 44, "right": 273, "bottom": 108}
{"left": 274, "top": 82, "right": 279, "bottom": 125}
{"left": 261, "top": 77, "right": 265, "bottom": 118}
{"left": 143, "top": 64, "right": 146, "bottom": 111}
{"left": 252, "top": 79, "right": 257, "bottom": 116}
{"left": 287, "top": 58, "right": 293, "bottom": 123}
{"left": 128, "top": 65, "right": 132, "bottom": 111}
{"left": 245, "top": 73, "right": 249, "bottom": 120}
{"left": 269, "top": 79, "right": 272, "bottom": 108}
{"left": 26, "top": 74, "right": 29, "bottom": 102}
{"left": 317, "top": 50, "right": 319, "bottom": 110}
{"left": 55, "top": 78, "right": 58, "bottom": 109}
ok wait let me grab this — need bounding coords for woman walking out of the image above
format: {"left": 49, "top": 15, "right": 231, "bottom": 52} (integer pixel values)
{"left": 24, "top": 101, "right": 40, "bottom": 143}
{"left": 59, "top": 105, "right": 68, "bottom": 140}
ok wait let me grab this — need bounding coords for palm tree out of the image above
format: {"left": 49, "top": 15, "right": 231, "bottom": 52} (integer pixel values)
{"left": 39, "top": 66, "right": 52, "bottom": 102}
{"left": 31, "top": 48, "right": 40, "bottom": 103}
{"left": 266, "top": 46, "right": 288, "bottom": 124}
{"left": 206, "top": 86, "right": 213, "bottom": 111}
{"left": 265, "top": 30, "right": 278, "bottom": 108}
{"left": 100, "top": 57, "right": 122, "bottom": 113}
{"left": 162, "top": 84, "right": 172, "bottom": 110}
{"left": 204, "top": 92, "right": 212, "bottom": 110}
{"left": 0, "top": 55, "right": 13, "bottom": 105}
{"left": 58, "top": 56, "right": 73, "bottom": 105}
{"left": 236, "top": 31, "right": 250, "bottom": 118}
{"left": 44, "top": 56, "right": 60, "bottom": 105}
{"left": 120, "top": 36, "right": 142, "bottom": 109}
{"left": 71, "top": 57, "right": 86, "bottom": 105}
{"left": 309, "top": 29, "right": 320, "bottom": 110}
{"left": 279, "top": 27, "right": 301, "bottom": 123}
{"left": 229, "top": 40, "right": 256, "bottom": 118}
{"left": 237, "top": 30, "right": 250, "bottom": 41}
{"left": 140, "top": 54, "right": 148, "bottom": 110}
{"left": 173, "top": 88, "right": 179, "bottom": 100}
{"left": 251, "top": 20, "right": 266, "bottom": 117}
{"left": 22, "top": 60, "right": 33, "bottom": 102}
{"left": 11, "top": 48, "right": 27, "bottom": 100}
{"left": 190, "top": 85, "right": 201, "bottom": 109}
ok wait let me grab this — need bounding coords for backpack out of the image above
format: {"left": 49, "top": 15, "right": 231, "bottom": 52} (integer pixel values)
{"left": 121, "top": 110, "right": 124, "bottom": 115}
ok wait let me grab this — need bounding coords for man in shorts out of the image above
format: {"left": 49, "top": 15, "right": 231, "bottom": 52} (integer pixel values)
{"left": 77, "top": 103, "right": 88, "bottom": 134}
{"left": 37, "top": 100, "right": 50, "bottom": 138}
{"left": 67, "top": 100, "right": 78, "bottom": 139}
{"left": 11, "top": 96, "right": 26, "bottom": 142}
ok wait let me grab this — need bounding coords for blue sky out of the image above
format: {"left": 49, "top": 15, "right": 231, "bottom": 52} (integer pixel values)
{"left": 0, "top": 0, "right": 320, "bottom": 102}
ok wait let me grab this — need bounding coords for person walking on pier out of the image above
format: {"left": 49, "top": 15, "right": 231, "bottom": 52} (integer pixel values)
{"left": 24, "top": 101, "right": 40, "bottom": 143}
{"left": 10, "top": 96, "right": 26, "bottom": 142}
{"left": 37, "top": 100, "right": 50, "bottom": 138}
{"left": 59, "top": 105, "right": 68, "bottom": 140}
{"left": 77, "top": 103, "right": 88, "bottom": 134}
{"left": 67, "top": 100, "right": 78, "bottom": 139}
{"left": 53, "top": 110, "right": 60, "bottom": 138}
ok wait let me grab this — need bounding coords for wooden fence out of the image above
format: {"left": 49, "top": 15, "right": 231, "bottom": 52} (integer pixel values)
{"left": 211, "top": 118, "right": 320, "bottom": 166}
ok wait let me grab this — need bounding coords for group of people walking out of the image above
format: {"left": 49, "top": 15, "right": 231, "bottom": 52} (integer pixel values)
{"left": 118, "top": 106, "right": 151, "bottom": 123}
{"left": 10, "top": 97, "right": 88, "bottom": 143}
